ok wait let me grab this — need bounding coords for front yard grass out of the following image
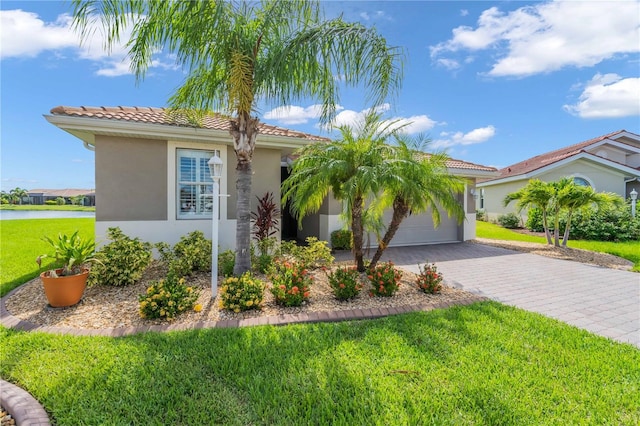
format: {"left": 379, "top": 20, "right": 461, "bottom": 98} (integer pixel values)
{"left": 476, "top": 221, "right": 640, "bottom": 271}
{"left": 1, "top": 302, "right": 639, "bottom": 425}
{"left": 0, "top": 218, "right": 95, "bottom": 296}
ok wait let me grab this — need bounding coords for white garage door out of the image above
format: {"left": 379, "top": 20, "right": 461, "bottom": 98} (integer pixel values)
{"left": 371, "top": 208, "right": 460, "bottom": 247}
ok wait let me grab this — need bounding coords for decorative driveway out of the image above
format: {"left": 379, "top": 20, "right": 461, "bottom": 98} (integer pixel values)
{"left": 353, "top": 242, "right": 640, "bottom": 347}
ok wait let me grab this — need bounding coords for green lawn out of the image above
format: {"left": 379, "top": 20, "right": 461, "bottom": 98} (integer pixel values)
{"left": 2, "top": 218, "right": 638, "bottom": 424}
{"left": 0, "top": 204, "right": 95, "bottom": 211}
{"left": 1, "top": 303, "right": 639, "bottom": 425}
{"left": 476, "top": 221, "right": 640, "bottom": 271}
{"left": 0, "top": 218, "right": 95, "bottom": 296}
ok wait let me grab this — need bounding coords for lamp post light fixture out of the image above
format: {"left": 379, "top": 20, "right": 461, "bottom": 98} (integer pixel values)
{"left": 630, "top": 188, "right": 638, "bottom": 218}
{"left": 208, "top": 152, "right": 223, "bottom": 299}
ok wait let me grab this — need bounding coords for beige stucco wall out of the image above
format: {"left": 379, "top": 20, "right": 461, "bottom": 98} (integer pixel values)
{"left": 225, "top": 146, "right": 281, "bottom": 220}
{"left": 586, "top": 146, "right": 626, "bottom": 164}
{"left": 95, "top": 135, "right": 167, "bottom": 221}
{"left": 479, "top": 180, "right": 525, "bottom": 219}
{"left": 538, "top": 159, "right": 625, "bottom": 195}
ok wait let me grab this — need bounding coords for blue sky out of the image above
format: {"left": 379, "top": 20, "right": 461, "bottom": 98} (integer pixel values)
{"left": 1, "top": 0, "right": 639, "bottom": 191}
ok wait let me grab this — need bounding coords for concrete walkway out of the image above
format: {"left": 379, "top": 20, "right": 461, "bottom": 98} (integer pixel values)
{"left": 349, "top": 242, "right": 640, "bottom": 347}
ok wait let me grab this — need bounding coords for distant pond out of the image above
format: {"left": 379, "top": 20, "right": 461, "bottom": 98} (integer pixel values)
{"left": 0, "top": 210, "right": 96, "bottom": 220}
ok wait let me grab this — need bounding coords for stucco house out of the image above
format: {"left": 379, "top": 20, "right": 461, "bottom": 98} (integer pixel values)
{"left": 477, "top": 130, "right": 640, "bottom": 221}
{"left": 46, "top": 106, "right": 497, "bottom": 249}
{"left": 28, "top": 189, "right": 96, "bottom": 206}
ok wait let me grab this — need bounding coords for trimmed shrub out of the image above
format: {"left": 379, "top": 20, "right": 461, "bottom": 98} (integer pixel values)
{"left": 416, "top": 262, "right": 443, "bottom": 294}
{"left": 219, "top": 272, "right": 265, "bottom": 312}
{"left": 218, "top": 250, "right": 235, "bottom": 277}
{"left": 326, "top": 265, "right": 362, "bottom": 301}
{"left": 525, "top": 208, "right": 545, "bottom": 232}
{"left": 280, "top": 237, "right": 334, "bottom": 270}
{"left": 367, "top": 262, "right": 402, "bottom": 297}
{"left": 269, "top": 260, "right": 312, "bottom": 307}
{"left": 330, "top": 229, "right": 353, "bottom": 250}
{"left": 497, "top": 212, "right": 521, "bottom": 229}
{"left": 139, "top": 274, "right": 199, "bottom": 320}
{"left": 45, "top": 200, "right": 57, "bottom": 205}
{"left": 568, "top": 204, "right": 640, "bottom": 242}
{"left": 476, "top": 209, "right": 487, "bottom": 222}
{"left": 55, "top": 197, "right": 66, "bottom": 205}
{"left": 156, "top": 231, "right": 212, "bottom": 278}
{"left": 89, "top": 227, "right": 152, "bottom": 286}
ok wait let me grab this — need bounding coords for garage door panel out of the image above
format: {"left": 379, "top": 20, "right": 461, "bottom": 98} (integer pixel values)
{"left": 366, "top": 208, "right": 460, "bottom": 247}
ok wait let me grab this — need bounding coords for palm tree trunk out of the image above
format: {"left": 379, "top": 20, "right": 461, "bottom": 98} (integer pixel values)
{"left": 553, "top": 210, "right": 560, "bottom": 247}
{"left": 542, "top": 210, "right": 552, "bottom": 245}
{"left": 561, "top": 210, "right": 573, "bottom": 247}
{"left": 230, "top": 113, "right": 259, "bottom": 275}
{"left": 352, "top": 194, "right": 366, "bottom": 272}
{"left": 370, "top": 198, "right": 408, "bottom": 269}
{"left": 234, "top": 162, "right": 252, "bottom": 275}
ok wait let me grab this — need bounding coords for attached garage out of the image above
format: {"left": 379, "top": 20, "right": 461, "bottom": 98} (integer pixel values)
{"left": 381, "top": 207, "right": 461, "bottom": 247}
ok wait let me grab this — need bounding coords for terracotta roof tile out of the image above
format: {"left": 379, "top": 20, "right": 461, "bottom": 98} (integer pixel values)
{"left": 50, "top": 106, "right": 330, "bottom": 142}
{"left": 488, "top": 130, "right": 636, "bottom": 181}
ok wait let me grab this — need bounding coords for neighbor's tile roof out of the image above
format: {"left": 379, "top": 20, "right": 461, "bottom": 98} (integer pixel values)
{"left": 50, "top": 106, "right": 331, "bottom": 142}
{"left": 28, "top": 189, "right": 95, "bottom": 197}
{"left": 486, "top": 130, "right": 636, "bottom": 181}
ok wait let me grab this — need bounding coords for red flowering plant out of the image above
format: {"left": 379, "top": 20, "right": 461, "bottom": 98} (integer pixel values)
{"left": 268, "top": 259, "right": 312, "bottom": 307}
{"left": 366, "top": 261, "right": 402, "bottom": 297}
{"left": 416, "top": 262, "right": 443, "bottom": 294}
{"left": 326, "top": 265, "right": 362, "bottom": 301}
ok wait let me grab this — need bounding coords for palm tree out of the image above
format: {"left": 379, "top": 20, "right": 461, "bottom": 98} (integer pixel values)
{"left": 282, "top": 112, "right": 397, "bottom": 271}
{"left": 368, "top": 136, "right": 466, "bottom": 269}
{"left": 504, "top": 179, "right": 554, "bottom": 245}
{"left": 72, "top": 0, "right": 403, "bottom": 274}
{"left": 9, "top": 187, "right": 28, "bottom": 205}
{"left": 556, "top": 181, "right": 622, "bottom": 246}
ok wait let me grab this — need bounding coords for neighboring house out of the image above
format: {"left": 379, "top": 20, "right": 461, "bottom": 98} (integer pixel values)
{"left": 477, "top": 130, "right": 640, "bottom": 220}
{"left": 28, "top": 189, "right": 96, "bottom": 206}
{"left": 46, "top": 106, "right": 497, "bottom": 249}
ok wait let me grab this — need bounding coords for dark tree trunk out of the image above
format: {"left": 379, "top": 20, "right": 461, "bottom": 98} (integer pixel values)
{"left": 351, "top": 194, "right": 366, "bottom": 272}
{"left": 230, "top": 112, "right": 259, "bottom": 275}
{"left": 369, "top": 197, "right": 409, "bottom": 269}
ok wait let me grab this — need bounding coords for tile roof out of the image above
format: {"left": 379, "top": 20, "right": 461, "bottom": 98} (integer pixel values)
{"left": 28, "top": 189, "right": 95, "bottom": 197}
{"left": 50, "top": 106, "right": 331, "bottom": 142}
{"left": 486, "top": 130, "right": 638, "bottom": 181}
{"left": 50, "top": 106, "right": 496, "bottom": 174}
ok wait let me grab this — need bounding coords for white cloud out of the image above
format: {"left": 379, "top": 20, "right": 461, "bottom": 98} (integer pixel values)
{"left": 0, "top": 9, "right": 176, "bottom": 78}
{"left": 0, "top": 10, "right": 77, "bottom": 58}
{"left": 263, "top": 105, "right": 327, "bottom": 125}
{"left": 432, "top": 125, "right": 496, "bottom": 148}
{"left": 436, "top": 58, "right": 460, "bottom": 70}
{"left": 563, "top": 74, "right": 640, "bottom": 119}
{"left": 460, "top": 9, "right": 469, "bottom": 17}
{"left": 431, "top": 1, "right": 640, "bottom": 77}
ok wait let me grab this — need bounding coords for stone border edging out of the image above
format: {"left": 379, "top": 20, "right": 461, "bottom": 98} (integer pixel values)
{"left": 1, "top": 379, "right": 51, "bottom": 426}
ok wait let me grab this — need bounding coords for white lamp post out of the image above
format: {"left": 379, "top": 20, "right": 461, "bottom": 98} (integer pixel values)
{"left": 630, "top": 189, "right": 638, "bottom": 218}
{"left": 208, "top": 153, "right": 223, "bottom": 299}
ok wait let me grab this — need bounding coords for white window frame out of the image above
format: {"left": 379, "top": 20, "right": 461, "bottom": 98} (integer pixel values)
{"left": 176, "top": 148, "right": 221, "bottom": 220}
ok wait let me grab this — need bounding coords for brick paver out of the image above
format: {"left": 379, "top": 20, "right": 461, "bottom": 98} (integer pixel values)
{"left": 347, "top": 242, "right": 639, "bottom": 347}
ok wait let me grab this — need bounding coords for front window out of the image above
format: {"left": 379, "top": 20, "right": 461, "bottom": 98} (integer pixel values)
{"left": 177, "top": 149, "right": 220, "bottom": 219}
{"left": 573, "top": 177, "right": 590, "bottom": 187}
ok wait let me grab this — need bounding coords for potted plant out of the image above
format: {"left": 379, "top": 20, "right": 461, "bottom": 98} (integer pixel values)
{"left": 37, "top": 231, "right": 98, "bottom": 308}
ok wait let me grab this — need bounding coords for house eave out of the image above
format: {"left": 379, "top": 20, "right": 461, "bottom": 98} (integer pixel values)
{"left": 44, "top": 114, "right": 317, "bottom": 151}
{"left": 447, "top": 168, "right": 500, "bottom": 179}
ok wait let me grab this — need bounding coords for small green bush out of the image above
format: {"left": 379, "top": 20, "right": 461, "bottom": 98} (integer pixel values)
{"left": 497, "top": 212, "right": 521, "bottom": 229}
{"left": 254, "top": 253, "right": 274, "bottom": 274}
{"left": 416, "top": 262, "right": 443, "bottom": 294}
{"left": 45, "top": 200, "right": 57, "bottom": 205}
{"left": 155, "top": 231, "right": 212, "bottom": 278}
{"left": 218, "top": 250, "right": 235, "bottom": 277}
{"left": 330, "top": 229, "right": 353, "bottom": 250}
{"left": 219, "top": 272, "right": 265, "bottom": 312}
{"left": 139, "top": 274, "right": 200, "bottom": 320}
{"left": 280, "top": 237, "right": 334, "bottom": 269}
{"left": 326, "top": 265, "right": 362, "bottom": 301}
{"left": 476, "top": 209, "right": 486, "bottom": 222}
{"left": 525, "top": 208, "right": 545, "bottom": 232}
{"left": 269, "top": 260, "right": 312, "bottom": 307}
{"left": 367, "top": 262, "right": 402, "bottom": 297}
{"left": 89, "top": 227, "right": 152, "bottom": 286}
{"left": 55, "top": 197, "right": 66, "bottom": 205}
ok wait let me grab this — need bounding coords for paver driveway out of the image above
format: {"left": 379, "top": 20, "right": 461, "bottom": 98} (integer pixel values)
{"left": 353, "top": 242, "right": 640, "bottom": 347}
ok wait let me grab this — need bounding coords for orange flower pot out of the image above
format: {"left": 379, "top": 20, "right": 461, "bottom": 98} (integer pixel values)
{"left": 40, "top": 268, "right": 89, "bottom": 308}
